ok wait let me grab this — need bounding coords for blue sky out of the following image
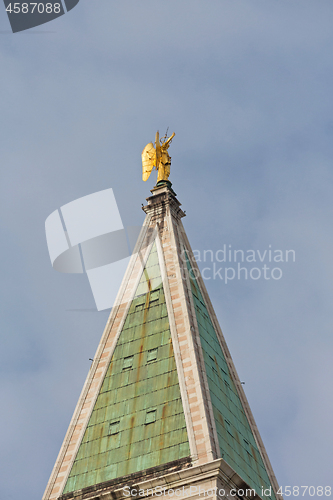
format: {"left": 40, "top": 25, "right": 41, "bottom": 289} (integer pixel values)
{"left": 1, "top": 1, "right": 333, "bottom": 499}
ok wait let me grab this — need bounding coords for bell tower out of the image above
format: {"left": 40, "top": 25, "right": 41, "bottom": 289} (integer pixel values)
{"left": 43, "top": 181, "right": 281, "bottom": 500}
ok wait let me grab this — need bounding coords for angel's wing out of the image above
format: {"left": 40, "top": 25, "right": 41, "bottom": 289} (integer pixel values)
{"left": 142, "top": 142, "right": 156, "bottom": 181}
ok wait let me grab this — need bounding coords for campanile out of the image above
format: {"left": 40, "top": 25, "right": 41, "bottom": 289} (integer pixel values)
{"left": 43, "top": 178, "right": 280, "bottom": 500}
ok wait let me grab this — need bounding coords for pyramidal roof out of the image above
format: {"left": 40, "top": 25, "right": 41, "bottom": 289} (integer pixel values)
{"left": 43, "top": 182, "right": 280, "bottom": 500}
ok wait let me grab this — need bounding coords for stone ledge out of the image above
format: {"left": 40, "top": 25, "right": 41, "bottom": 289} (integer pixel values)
{"left": 58, "top": 458, "right": 266, "bottom": 500}
{"left": 59, "top": 457, "right": 192, "bottom": 500}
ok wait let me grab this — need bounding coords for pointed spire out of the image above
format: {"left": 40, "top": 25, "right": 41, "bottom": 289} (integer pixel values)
{"left": 43, "top": 183, "right": 280, "bottom": 500}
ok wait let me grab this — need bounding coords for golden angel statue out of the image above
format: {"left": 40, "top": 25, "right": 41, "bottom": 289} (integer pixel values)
{"left": 142, "top": 131, "right": 175, "bottom": 183}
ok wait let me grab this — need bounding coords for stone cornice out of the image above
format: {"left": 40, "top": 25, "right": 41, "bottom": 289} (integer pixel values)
{"left": 59, "top": 458, "right": 264, "bottom": 500}
{"left": 142, "top": 184, "right": 185, "bottom": 222}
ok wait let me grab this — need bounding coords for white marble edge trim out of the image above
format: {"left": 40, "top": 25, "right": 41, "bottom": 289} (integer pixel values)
{"left": 174, "top": 223, "right": 221, "bottom": 461}
{"left": 155, "top": 224, "right": 198, "bottom": 462}
{"left": 164, "top": 211, "right": 217, "bottom": 463}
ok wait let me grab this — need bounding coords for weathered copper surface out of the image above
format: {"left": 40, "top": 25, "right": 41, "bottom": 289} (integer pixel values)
{"left": 63, "top": 244, "right": 190, "bottom": 493}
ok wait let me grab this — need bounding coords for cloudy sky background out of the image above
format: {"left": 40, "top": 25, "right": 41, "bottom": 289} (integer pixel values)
{"left": 1, "top": 1, "right": 333, "bottom": 499}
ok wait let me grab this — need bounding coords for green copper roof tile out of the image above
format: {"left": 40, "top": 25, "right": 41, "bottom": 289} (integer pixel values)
{"left": 63, "top": 243, "right": 190, "bottom": 494}
{"left": 184, "top": 251, "right": 275, "bottom": 500}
